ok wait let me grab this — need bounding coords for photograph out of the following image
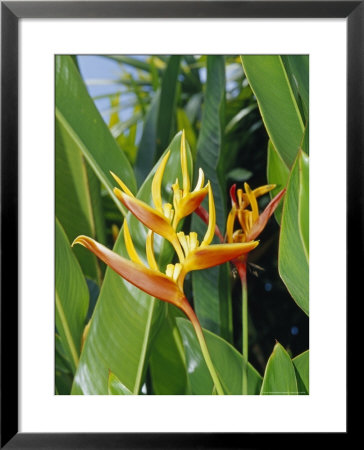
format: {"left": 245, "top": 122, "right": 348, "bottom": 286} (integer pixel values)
{"left": 55, "top": 54, "right": 309, "bottom": 396}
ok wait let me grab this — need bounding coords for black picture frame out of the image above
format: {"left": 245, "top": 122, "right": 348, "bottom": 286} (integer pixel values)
{"left": 1, "top": 1, "right": 358, "bottom": 447}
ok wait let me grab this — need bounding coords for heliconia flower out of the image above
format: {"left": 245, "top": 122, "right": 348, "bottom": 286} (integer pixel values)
{"left": 72, "top": 183, "right": 258, "bottom": 310}
{"left": 171, "top": 131, "right": 209, "bottom": 227}
{"left": 226, "top": 182, "right": 286, "bottom": 244}
{"left": 174, "top": 183, "right": 259, "bottom": 289}
{"left": 110, "top": 154, "right": 185, "bottom": 263}
{"left": 72, "top": 233, "right": 187, "bottom": 308}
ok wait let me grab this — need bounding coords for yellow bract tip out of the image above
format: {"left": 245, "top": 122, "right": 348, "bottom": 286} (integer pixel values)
{"left": 110, "top": 171, "right": 134, "bottom": 197}
{"left": 201, "top": 183, "right": 216, "bottom": 247}
{"left": 146, "top": 230, "right": 158, "bottom": 270}
{"left": 180, "top": 131, "right": 190, "bottom": 194}
{"left": 152, "top": 150, "right": 170, "bottom": 213}
{"left": 123, "top": 220, "right": 143, "bottom": 265}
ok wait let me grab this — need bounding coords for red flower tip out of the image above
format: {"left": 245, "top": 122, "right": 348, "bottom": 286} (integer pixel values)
{"left": 229, "top": 184, "right": 237, "bottom": 207}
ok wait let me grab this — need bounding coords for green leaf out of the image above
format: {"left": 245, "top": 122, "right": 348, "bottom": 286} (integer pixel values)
{"left": 72, "top": 132, "right": 192, "bottom": 395}
{"left": 191, "top": 55, "right": 232, "bottom": 341}
{"left": 149, "top": 305, "right": 188, "bottom": 395}
{"left": 176, "top": 318, "right": 262, "bottom": 395}
{"left": 176, "top": 108, "right": 197, "bottom": 159}
{"left": 241, "top": 55, "right": 304, "bottom": 168}
{"left": 298, "top": 151, "right": 309, "bottom": 259}
{"left": 267, "top": 139, "right": 290, "bottom": 224}
{"left": 283, "top": 55, "right": 309, "bottom": 120}
{"left": 55, "top": 219, "right": 89, "bottom": 373}
{"left": 55, "top": 55, "right": 137, "bottom": 216}
{"left": 279, "top": 150, "right": 309, "bottom": 315}
{"left": 134, "top": 91, "right": 160, "bottom": 187}
{"left": 155, "top": 55, "right": 181, "bottom": 160}
{"left": 56, "top": 119, "right": 105, "bottom": 282}
{"left": 260, "top": 342, "right": 298, "bottom": 395}
{"left": 292, "top": 350, "right": 309, "bottom": 394}
{"left": 108, "top": 371, "right": 133, "bottom": 395}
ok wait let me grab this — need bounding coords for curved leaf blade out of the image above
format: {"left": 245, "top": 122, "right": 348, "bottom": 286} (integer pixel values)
{"left": 292, "top": 350, "right": 309, "bottom": 394}
{"left": 241, "top": 55, "right": 304, "bottom": 168}
{"left": 260, "top": 342, "right": 298, "bottom": 395}
{"left": 176, "top": 318, "right": 262, "bottom": 395}
{"left": 279, "top": 150, "right": 309, "bottom": 315}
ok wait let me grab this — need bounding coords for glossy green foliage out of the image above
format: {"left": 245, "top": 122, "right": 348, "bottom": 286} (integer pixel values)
{"left": 293, "top": 350, "right": 309, "bottom": 395}
{"left": 55, "top": 55, "right": 137, "bottom": 215}
{"left": 55, "top": 219, "right": 89, "bottom": 373}
{"left": 260, "top": 342, "right": 298, "bottom": 395}
{"left": 279, "top": 151, "right": 309, "bottom": 315}
{"left": 177, "top": 319, "right": 262, "bottom": 395}
{"left": 72, "top": 133, "right": 192, "bottom": 394}
{"left": 241, "top": 55, "right": 304, "bottom": 168}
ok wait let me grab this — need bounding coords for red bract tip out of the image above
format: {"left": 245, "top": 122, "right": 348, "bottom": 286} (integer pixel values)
{"left": 230, "top": 184, "right": 237, "bottom": 207}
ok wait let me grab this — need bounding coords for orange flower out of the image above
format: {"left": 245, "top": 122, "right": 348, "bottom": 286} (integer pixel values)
{"left": 226, "top": 183, "right": 286, "bottom": 244}
{"left": 73, "top": 140, "right": 258, "bottom": 318}
{"left": 72, "top": 184, "right": 258, "bottom": 315}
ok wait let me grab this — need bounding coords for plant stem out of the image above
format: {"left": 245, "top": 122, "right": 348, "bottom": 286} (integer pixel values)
{"left": 242, "top": 275, "right": 248, "bottom": 395}
{"left": 182, "top": 299, "right": 225, "bottom": 395}
{"left": 236, "top": 261, "right": 248, "bottom": 395}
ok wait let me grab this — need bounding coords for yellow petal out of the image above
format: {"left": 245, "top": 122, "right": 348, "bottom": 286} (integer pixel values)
{"left": 253, "top": 184, "right": 276, "bottom": 198}
{"left": 226, "top": 207, "right": 236, "bottom": 243}
{"left": 152, "top": 150, "right": 170, "bottom": 213}
{"left": 123, "top": 220, "right": 143, "bottom": 265}
{"left": 244, "top": 183, "right": 259, "bottom": 222}
{"left": 110, "top": 171, "right": 134, "bottom": 197}
{"left": 146, "top": 230, "right": 158, "bottom": 270}
{"left": 72, "top": 236, "right": 185, "bottom": 307}
{"left": 114, "top": 189, "right": 185, "bottom": 262}
{"left": 180, "top": 130, "right": 190, "bottom": 193}
{"left": 178, "top": 241, "right": 259, "bottom": 288}
{"left": 193, "top": 168, "right": 205, "bottom": 192}
{"left": 237, "top": 188, "right": 244, "bottom": 208}
{"left": 201, "top": 183, "right": 216, "bottom": 247}
{"left": 187, "top": 242, "right": 259, "bottom": 271}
